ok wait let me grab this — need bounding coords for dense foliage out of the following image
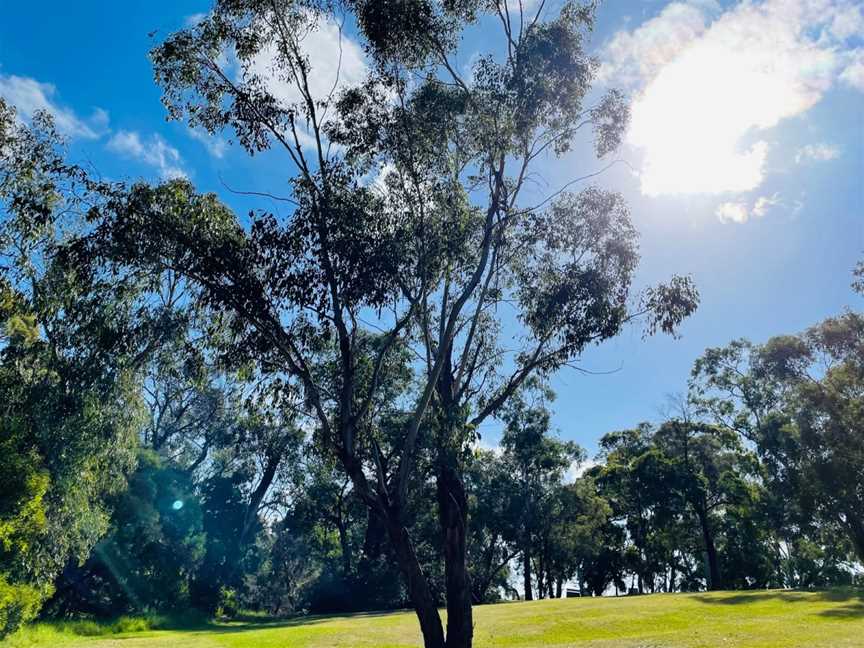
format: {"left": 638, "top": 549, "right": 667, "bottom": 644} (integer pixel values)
{"left": 0, "top": 1, "right": 860, "bottom": 645}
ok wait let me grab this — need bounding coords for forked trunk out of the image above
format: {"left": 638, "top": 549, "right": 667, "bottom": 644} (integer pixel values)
{"left": 437, "top": 464, "right": 474, "bottom": 648}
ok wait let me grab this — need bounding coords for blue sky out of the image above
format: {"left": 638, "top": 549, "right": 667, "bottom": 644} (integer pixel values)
{"left": 1, "top": 1, "right": 862, "bottom": 457}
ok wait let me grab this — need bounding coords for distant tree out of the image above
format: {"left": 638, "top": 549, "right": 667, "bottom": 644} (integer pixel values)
{"left": 465, "top": 449, "right": 520, "bottom": 603}
{"left": 593, "top": 425, "right": 667, "bottom": 593}
{"left": 691, "top": 297, "right": 864, "bottom": 576}
{"left": 758, "top": 312, "right": 864, "bottom": 563}
{"left": 46, "top": 451, "right": 205, "bottom": 617}
{"left": 536, "top": 478, "right": 610, "bottom": 598}
{"left": 652, "top": 419, "right": 757, "bottom": 590}
{"left": 499, "top": 385, "right": 582, "bottom": 599}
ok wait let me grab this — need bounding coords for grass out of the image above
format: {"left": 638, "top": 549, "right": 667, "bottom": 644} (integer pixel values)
{"left": 6, "top": 589, "right": 864, "bottom": 648}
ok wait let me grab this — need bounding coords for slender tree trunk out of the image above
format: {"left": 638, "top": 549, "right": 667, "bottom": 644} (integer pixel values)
{"left": 697, "top": 508, "right": 721, "bottom": 590}
{"left": 240, "top": 439, "right": 289, "bottom": 546}
{"left": 337, "top": 518, "right": 351, "bottom": 577}
{"left": 555, "top": 578, "right": 563, "bottom": 599}
{"left": 437, "top": 463, "right": 473, "bottom": 648}
{"left": 536, "top": 558, "right": 545, "bottom": 599}
{"left": 385, "top": 517, "right": 447, "bottom": 648}
{"left": 522, "top": 548, "right": 533, "bottom": 600}
{"left": 842, "top": 511, "right": 864, "bottom": 565}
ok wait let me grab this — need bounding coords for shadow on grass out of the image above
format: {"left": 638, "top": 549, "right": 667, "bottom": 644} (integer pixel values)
{"left": 692, "top": 588, "right": 864, "bottom": 619}
{"left": 184, "top": 608, "right": 407, "bottom": 635}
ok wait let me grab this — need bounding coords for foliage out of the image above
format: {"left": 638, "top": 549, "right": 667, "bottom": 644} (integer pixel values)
{"left": 45, "top": 451, "right": 205, "bottom": 617}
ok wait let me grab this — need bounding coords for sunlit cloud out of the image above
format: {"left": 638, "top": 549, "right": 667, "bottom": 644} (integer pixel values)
{"left": 839, "top": 49, "right": 864, "bottom": 91}
{"left": 600, "top": 0, "right": 864, "bottom": 198}
{"left": 107, "top": 130, "right": 186, "bottom": 179}
{"left": 795, "top": 143, "right": 840, "bottom": 164}
{"left": 752, "top": 192, "right": 782, "bottom": 218}
{"left": 715, "top": 192, "right": 783, "bottom": 224}
{"left": 247, "top": 18, "right": 367, "bottom": 151}
{"left": 0, "top": 74, "right": 109, "bottom": 139}
{"left": 715, "top": 201, "right": 750, "bottom": 224}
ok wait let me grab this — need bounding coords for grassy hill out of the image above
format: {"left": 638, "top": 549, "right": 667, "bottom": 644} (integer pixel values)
{"left": 8, "top": 589, "right": 864, "bottom": 648}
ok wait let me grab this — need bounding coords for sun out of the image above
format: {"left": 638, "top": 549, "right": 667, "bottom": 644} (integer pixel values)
{"left": 625, "top": 1, "right": 835, "bottom": 197}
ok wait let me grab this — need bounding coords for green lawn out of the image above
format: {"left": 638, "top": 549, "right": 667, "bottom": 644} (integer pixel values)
{"left": 7, "top": 589, "right": 864, "bottom": 648}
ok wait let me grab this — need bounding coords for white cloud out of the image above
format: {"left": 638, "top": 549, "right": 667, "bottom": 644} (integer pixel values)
{"left": 827, "top": 2, "right": 864, "bottom": 39}
{"left": 752, "top": 192, "right": 782, "bottom": 218}
{"left": 795, "top": 142, "right": 840, "bottom": 164}
{"left": 0, "top": 74, "right": 108, "bottom": 139}
{"left": 247, "top": 18, "right": 367, "bottom": 150}
{"left": 716, "top": 201, "right": 750, "bottom": 224}
{"left": 601, "top": 0, "right": 864, "bottom": 197}
{"left": 107, "top": 130, "right": 186, "bottom": 180}
{"left": 565, "top": 459, "right": 598, "bottom": 483}
{"left": 188, "top": 127, "right": 228, "bottom": 158}
{"left": 598, "top": 1, "right": 718, "bottom": 86}
{"left": 840, "top": 49, "right": 864, "bottom": 90}
{"left": 185, "top": 12, "right": 207, "bottom": 27}
{"left": 715, "top": 192, "right": 783, "bottom": 223}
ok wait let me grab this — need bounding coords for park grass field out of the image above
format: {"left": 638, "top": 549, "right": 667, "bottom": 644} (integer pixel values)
{"left": 7, "top": 589, "right": 863, "bottom": 648}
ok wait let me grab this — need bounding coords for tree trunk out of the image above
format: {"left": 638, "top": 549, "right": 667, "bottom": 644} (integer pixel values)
{"left": 437, "top": 464, "right": 473, "bottom": 648}
{"left": 842, "top": 511, "right": 864, "bottom": 565}
{"left": 536, "top": 558, "right": 545, "bottom": 600}
{"left": 697, "top": 508, "right": 721, "bottom": 590}
{"left": 522, "top": 548, "right": 533, "bottom": 600}
{"left": 669, "top": 561, "right": 677, "bottom": 593}
{"left": 555, "top": 578, "right": 563, "bottom": 599}
{"left": 240, "top": 439, "right": 289, "bottom": 546}
{"left": 336, "top": 518, "right": 351, "bottom": 576}
{"left": 385, "top": 517, "right": 447, "bottom": 648}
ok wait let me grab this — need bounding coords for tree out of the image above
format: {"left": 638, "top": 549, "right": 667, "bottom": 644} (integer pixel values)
{"left": 465, "top": 449, "right": 520, "bottom": 603}
{"left": 690, "top": 293, "right": 864, "bottom": 577}
{"left": 758, "top": 312, "right": 864, "bottom": 563}
{"left": 65, "top": 3, "right": 698, "bottom": 645}
{"left": 46, "top": 451, "right": 206, "bottom": 617}
{"left": 0, "top": 101, "right": 143, "bottom": 636}
{"left": 652, "top": 419, "right": 757, "bottom": 590}
{"left": 499, "top": 385, "right": 582, "bottom": 599}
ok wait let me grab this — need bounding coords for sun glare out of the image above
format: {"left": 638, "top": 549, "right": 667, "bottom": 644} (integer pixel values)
{"left": 627, "top": 2, "right": 835, "bottom": 197}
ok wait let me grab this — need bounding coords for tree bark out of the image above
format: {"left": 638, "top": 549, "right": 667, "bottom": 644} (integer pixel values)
{"left": 522, "top": 548, "right": 533, "bottom": 600}
{"left": 437, "top": 463, "right": 473, "bottom": 648}
{"left": 697, "top": 508, "right": 721, "bottom": 590}
{"left": 842, "top": 511, "right": 864, "bottom": 565}
{"left": 336, "top": 517, "right": 351, "bottom": 577}
{"left": 385, "top": 517, "right": 447, "bottom": 648}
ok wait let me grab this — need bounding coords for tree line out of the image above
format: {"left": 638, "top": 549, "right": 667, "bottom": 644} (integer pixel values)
{"left": 0, "top": 2, "right": 859, "bottom": 647}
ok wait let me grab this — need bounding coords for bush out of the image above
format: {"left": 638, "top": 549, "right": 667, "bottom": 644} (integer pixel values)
{"left": 215, "top": 587, "right": 239, "bottom": 619}
{"left": 0, "top": 576, "right": 47, "bottom": 638}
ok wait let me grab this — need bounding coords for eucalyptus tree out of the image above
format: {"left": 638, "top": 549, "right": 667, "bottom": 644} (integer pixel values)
{"left": 652, "top": 419, "right": 757, "bottom": 590}
{"left": 690, "top": 303, "right": 864, "bottom": 576}
{"left": 0, "top": 102, "right": 145, "bottom": 635}
{"left": 498, "top": 384, "right": 582, "bottom": 599}
{"left": 465, "top": 448, "right": 521, "bottom": 603}
{"left": 69, "top": 2, "right": 697, "bottom": 645}
{"left": 756, "top": 312, "right": 864, "bottom": 564}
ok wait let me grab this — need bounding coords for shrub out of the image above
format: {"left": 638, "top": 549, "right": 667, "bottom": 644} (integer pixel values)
{"left": 0, "top": 576, "right": 48, "bottom": 638}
